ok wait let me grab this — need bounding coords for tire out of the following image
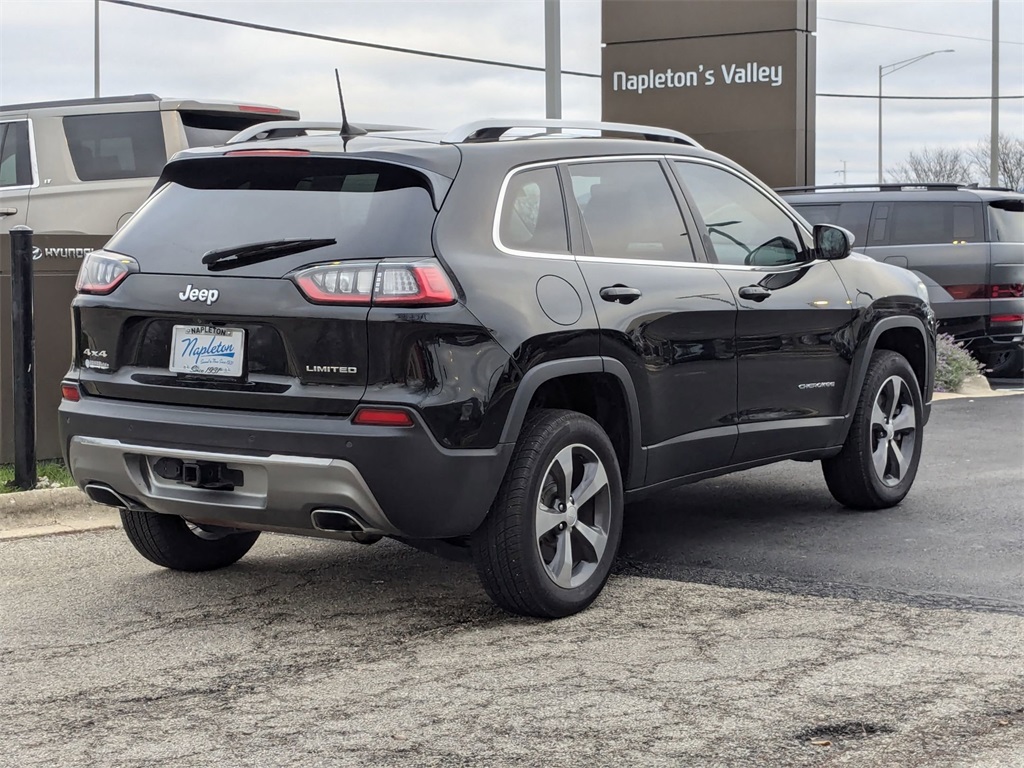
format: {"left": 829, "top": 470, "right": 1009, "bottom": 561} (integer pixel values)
{"left": 981, "top": 346, "right": 1024, "bottom": 379}
{"left": 471, "top": 409, "right": 624, "bottom": 618}
{"left": 120, "top": 509, "right": 260, "bottom": 571}
{"left": 823, "top": 350, "right": 924, "bottom": 510}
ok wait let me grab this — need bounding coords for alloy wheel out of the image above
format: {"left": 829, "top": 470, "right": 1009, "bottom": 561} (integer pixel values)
{"left": 535, "top": 443, "right": 612, "bottom": 589}
{"left": 870, "top": 375, "right": 917, "bottom": 487}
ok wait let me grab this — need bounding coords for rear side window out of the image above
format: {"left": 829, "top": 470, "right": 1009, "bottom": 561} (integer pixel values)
{"left": 989, "top": 199, "right": 1024, "bottom": 243}
{"left": 497, "top": 166, "right": 568, "bottom": 253}
{"left": 179, "top": 111, "right": 283, "bottom": 148}
{"left": 0, "top": 120, "right": 33, "bottom": 187}
{"left": 63, "top": 112, "right": 166, "bottom": 180}
{"left": 106, "top": 157, "right": 437, "bottom": 268}
{"left": 792, "top": 202, "right": 871, "bottom": 247}
{"left": 569, "top": 160, "right": 693, "bottom": 262}
{"left": 889, "top": 203, "right": 949, "bottom": 245}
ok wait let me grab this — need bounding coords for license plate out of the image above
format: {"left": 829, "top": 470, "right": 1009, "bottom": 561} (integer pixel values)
{"left": 170, "top": 325, "right": 244, "bottom": 377}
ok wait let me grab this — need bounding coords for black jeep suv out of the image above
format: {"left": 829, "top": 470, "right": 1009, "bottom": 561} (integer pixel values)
{"left": 60, "top": 119, "right": 936, "bottom": 618}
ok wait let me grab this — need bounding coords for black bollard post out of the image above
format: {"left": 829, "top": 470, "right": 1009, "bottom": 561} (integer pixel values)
{"left": 8, "top": 226, "right": 36, "bottom": 491}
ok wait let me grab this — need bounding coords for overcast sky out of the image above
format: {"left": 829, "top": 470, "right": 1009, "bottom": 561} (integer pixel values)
{"left": 1, "top": 0, "right": 1021, "bottom": 184}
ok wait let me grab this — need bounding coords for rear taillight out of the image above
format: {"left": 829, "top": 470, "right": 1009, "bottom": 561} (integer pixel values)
{"left": 991, "top": 284, "right": 1024, "bottom": 299}
{"left": 292, "top": 259, "right": 457, "bottom": 307}
{"left": 75, "top": 251, "right": 139, "bottom": 295}
{"left": 61, "top": 383, "right": 81, "bottom": 402}
{"left": 991, "top": 315, "right": 1024, "bottom": 323}
{"left": 294, "top": 261, "right": 377, "bottom": 304}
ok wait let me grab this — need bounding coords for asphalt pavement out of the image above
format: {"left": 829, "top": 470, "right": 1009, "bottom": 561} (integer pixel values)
{"left": 618, "top": 396, "right": 1024, "bottom": 614}
{"left": 1, "top": 395, "right": 1022, "bottom": 767}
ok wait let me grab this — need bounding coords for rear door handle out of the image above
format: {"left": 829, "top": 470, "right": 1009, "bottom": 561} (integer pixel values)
{"left": 0, "top": 207, "right": 17, "bottom": 217}
{"left": 738, "top": 285, "right": 772, "bottom": 302}
{"left": 600, "top": 285, "right": 643, "bottom": 304}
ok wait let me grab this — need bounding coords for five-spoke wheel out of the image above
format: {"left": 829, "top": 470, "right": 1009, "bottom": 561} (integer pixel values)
{"left": 869, "top": 375, "right": 918, "bottom": 488}
{"left": 535, "top": 443, "right": 612, "bottom": 589}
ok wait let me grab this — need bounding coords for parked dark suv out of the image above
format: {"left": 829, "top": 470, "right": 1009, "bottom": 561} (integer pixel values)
{"left": 60, "top": 119, "right": 936, "bottom": 617}
{"left": 779, "top": 184, "right": 1024, "bottom": 377}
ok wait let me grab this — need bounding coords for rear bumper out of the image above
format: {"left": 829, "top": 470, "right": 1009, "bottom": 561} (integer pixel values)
{"left": 59, "top": 395, "right": 512, "bottom": 539}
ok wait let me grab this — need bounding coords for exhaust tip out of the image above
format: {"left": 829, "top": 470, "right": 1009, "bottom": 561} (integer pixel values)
{"left": 84, "top": 483, "right": 132, "bottom": 509}
{"left": 311, "top": 508, "right": 369, "bottom": 533}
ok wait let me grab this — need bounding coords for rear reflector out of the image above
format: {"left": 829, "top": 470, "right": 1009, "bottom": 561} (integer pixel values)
{"left": 352, "top": 408, "right": 414, "bottom": 427}
{"left": 61, "top": 384, "right": 81, "bottom": 402}
{"left": 991, "top": 315, "right": 1024, "bottom": 323}
{"left": 225, "top": 149, "right": 310, "bottom": 157}
{"left": 944, "top": 284, "right": 987, "bottom": 300}
{"left": 239, "top": 105, "right": 282, "bottom": 114}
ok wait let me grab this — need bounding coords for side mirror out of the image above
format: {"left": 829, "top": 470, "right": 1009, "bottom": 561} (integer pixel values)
{"left": 813, "top": 224, "right": 854, "bottom": 260}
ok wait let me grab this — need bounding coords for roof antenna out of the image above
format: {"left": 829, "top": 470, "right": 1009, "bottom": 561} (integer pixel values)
{"left": 335, "top": 68, "right": 366, "bottom": 139}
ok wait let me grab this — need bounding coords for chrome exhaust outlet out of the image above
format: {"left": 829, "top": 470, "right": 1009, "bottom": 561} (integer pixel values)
{"left": 84, "top": 483, "right": 135, "bottom": 510}
{"left": 311, "top": 509, "right": 382, "bottom": 544}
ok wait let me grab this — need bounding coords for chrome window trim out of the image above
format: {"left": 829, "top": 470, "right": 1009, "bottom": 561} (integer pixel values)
{"left": 0, "top": 118, "right": 39, "bottom": 192}
{"left": 492, "top": 154, "right": 821, "bottom": 273}
{"left": 492, "top": 154, "right": 684, "bottom": 261}
{"left": 577, "top": 253, "right": 829, "bottom": 272}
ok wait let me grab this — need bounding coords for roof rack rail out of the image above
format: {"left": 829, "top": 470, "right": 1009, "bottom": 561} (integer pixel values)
{"left": 441, "top": 119, "right": 701, "bottom": 147}
{"left": 226, "top": 120, "right": 415, "bottom": 145}
{"left": 0, "top": 93, "right": 160, "bottom": 112}
{"left": 776, "top": 182, "right": 967, "bottom": 193}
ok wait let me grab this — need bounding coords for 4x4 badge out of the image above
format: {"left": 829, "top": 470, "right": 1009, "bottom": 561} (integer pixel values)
{"left": 178, "top": 284, "right": 220, "bottom": 305}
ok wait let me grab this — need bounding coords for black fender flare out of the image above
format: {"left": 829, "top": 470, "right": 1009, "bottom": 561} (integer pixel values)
{"left": 498, "top": 356, "right": 645, "bottom": 489}
{"left": 840, "top": 315, "right": 933, "bottom": 441}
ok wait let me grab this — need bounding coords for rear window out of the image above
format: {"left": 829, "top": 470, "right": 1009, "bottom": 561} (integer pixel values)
{"left": 63, "top": 112, "right": 166, "bottom": 180}
{"left": 179, "top": 111, "right": 286, "bottom": 148}
{"left": 105, "top": 157, "right": 437, "bottom": 269}
{"left": 989, "top": 199, "right": 1024, "bottom": 243}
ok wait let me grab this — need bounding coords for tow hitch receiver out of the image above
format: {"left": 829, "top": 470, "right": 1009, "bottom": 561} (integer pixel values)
{"left": 153, "top": 457, "right": 243, "bottom": 490}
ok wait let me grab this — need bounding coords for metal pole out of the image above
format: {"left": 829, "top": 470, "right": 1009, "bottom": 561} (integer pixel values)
{"left": 8, "top": 227, "right": 37, "bottom": 491}
{"left": 877, "top": 65, "right": 883, "bottom": 184}
{"left": 990, "top": 0, "right": 999, "bottom": 186}
{"left": 544, "top": 0, "right": 561, "bottom": 120}
{"left": 94, "top": 0, "right": 100, "bottom": 97}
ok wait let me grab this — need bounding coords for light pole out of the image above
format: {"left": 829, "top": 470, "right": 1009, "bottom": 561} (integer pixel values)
{"left": 877, "top": 49, "right": 954, "bottom": 184}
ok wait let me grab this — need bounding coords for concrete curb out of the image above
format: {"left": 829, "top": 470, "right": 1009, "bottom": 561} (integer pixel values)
{"left": 0, "top": 486, "right": 97, "bottom": 519}
{"left": 933, "top": 374, "right": 1022, "bottom": 401}
{"left": 0, "top": 486, "right": 120, "bottom": 540}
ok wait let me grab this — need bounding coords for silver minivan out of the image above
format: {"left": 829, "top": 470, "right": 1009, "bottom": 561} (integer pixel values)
{"left": 0, "top": 93, "right": 299, "bottom": 236}
{"left": 0, "top": 94, "right": 299, "bottom": 462}
{"left": 780, "top": 184, "right": 1024, "bottom": 377}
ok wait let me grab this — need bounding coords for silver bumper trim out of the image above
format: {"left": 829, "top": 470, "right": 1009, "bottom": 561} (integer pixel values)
{"left": 69, "top": 436, "right": 397, "bottom": 535}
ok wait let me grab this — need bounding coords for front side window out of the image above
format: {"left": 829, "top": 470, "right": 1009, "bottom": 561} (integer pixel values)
{"left": 0, "top": 120, "right": 33, "bottom": 188}
{"left": 674, "top": 161, "right": 805, "bottom": 267}
{"left": 63, "top": 111, "right": 166, "bottom": 181}
{"left": 497, "top": 166, "right": 568, "bottom": 253}
{"left": 568, "top": 160, "right": 693, "bottom": 262}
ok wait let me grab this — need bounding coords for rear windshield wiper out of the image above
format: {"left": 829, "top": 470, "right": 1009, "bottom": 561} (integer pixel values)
{"left": 202, "top": 238, "right": 337, "bottom": 272}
